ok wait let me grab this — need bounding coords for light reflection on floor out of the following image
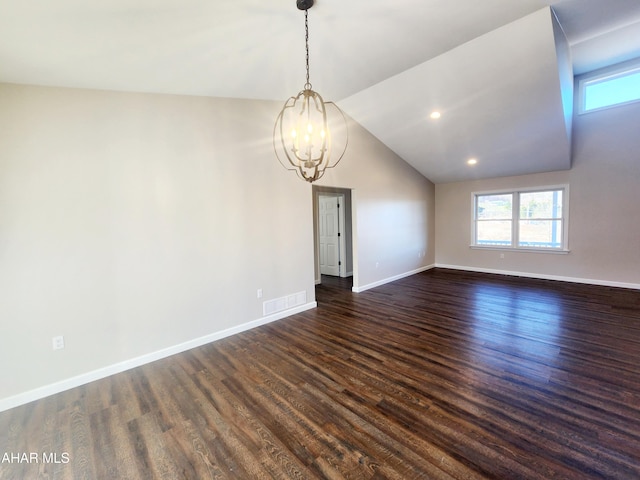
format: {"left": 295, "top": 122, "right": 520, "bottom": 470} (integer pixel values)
{"left": 467, "top": 284, "right": 563, "bottom": 382}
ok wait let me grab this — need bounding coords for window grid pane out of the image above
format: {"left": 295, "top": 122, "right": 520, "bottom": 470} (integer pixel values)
{"left": 476, "top": 194, "right": 513, "bottom": 220}
{"left": 517, "top": 190, "right": 563, "bottom": 248}
{"left": 520, "top": 191, "right": 563, "bottom": 220}
{"left": 518, "top": 220, "right": 563, "bottom": 248}
{"left": 477, "top": 220, "right": 512, "bottom": 246}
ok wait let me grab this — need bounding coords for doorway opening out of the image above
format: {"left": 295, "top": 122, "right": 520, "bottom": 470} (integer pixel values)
{"left": 312, "top": 186, "right": 354, "bottom": 290}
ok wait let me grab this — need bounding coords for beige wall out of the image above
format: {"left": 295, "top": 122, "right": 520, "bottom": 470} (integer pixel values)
{"left": 0, "top": 84, "right": 317, "bottom": 406}
{"left": 435, "top": 100, "right": 640, "bottom": 288}
{"left": 0, "top": 83, "right": 436, "bottom": 408}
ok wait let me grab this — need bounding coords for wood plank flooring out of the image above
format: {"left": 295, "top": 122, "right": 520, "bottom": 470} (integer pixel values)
{"left": 1, "top": 268, "right": 640, "bottom": 479}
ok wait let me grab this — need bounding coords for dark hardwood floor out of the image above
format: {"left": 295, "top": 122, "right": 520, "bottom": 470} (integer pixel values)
{"left": 2, "top": 269, "right": 640, "bottom": 479}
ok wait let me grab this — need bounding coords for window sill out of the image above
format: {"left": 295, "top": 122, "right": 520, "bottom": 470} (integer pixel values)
{"left": 470, "top": 246, "right": 570, "bottom": 255}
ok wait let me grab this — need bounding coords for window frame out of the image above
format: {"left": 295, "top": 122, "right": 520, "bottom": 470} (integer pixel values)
{"left": 577, "top": 58, "right": 640, "bottom": 115}
{"left": 471, "top": 185, "right": 569, "bottom": 254}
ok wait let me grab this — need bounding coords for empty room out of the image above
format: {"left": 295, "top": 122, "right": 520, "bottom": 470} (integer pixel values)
{"left": 1, "top": 0, "right": 639, "bottom": 478}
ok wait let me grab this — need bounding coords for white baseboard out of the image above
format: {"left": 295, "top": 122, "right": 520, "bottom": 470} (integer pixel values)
{"left": 436, "top": 264, "right": 640, "bottom": 290}
{"left": 352, "top": 264, "right": 435, "bottom": 293}
{"left": 0, "top": 302, "right": 317, "bottom": 413}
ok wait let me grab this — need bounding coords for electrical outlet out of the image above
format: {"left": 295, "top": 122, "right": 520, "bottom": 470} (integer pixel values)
{"left": 52, "top": 335, "right": 65, "bottom": 350}
{"left": 257, "top": 289, "right": 263, "bottom": 299}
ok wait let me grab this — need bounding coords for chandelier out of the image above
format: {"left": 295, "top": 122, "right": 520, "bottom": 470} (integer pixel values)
{"left": 273, "top": 0, "right": 348, "bottom": 183}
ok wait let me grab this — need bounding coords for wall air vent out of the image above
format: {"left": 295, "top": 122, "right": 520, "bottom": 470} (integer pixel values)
{"left": 263, "top": 291, "right": 307, "bottom": 316}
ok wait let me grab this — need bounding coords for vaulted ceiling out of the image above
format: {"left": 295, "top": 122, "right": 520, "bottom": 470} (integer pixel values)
{"left": 1, "top": 0, "right": 640, "bottom": 183}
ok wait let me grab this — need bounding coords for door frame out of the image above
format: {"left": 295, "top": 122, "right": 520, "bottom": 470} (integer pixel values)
{"left": 312, "top": 186, "right": 354, "bottom": 285}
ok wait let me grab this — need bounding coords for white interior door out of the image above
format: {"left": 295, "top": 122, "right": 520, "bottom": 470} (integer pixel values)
{"left": 319, "top": 194, "right": 341, "bottom": 276}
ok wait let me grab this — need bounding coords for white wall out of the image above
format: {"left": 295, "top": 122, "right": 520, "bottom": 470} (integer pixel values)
{"left": 435, "top": 100, "right": 640, "bottom": 288}
{"left": 0, "top": 83, "right": 436, "bottom": 409}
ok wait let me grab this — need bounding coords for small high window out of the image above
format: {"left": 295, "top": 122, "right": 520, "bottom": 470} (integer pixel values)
{"left": 578, "top": 59, "right": 640, "bottom": 114}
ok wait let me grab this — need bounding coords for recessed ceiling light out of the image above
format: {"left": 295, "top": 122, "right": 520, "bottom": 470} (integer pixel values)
{"left": 430, "top": 111, "right": 441, "bottom": 120}
{"left": 467, "top": 158, "right": 478, "bottom": 165}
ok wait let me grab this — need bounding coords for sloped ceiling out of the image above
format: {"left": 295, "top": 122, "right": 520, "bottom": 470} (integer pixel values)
{"left": 340, "top": 8, "right": 573, "bottom": 183}
{"left": 553, "top": 0, "right": 640, "bottom": 75}
{"left": 1, "top": 0, "right": 639, "bottom": 183}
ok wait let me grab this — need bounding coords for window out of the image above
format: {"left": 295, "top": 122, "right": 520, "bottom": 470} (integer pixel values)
{"left": 578, "top": 59, "right": 640, "bottom": 114}
{"left": 472, "top": 186, "right": 568, "bottom": 252}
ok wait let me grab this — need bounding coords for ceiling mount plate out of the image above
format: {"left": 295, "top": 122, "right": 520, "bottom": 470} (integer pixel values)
{"left": 296, "top": 0, "right": 314, "bottom": 11}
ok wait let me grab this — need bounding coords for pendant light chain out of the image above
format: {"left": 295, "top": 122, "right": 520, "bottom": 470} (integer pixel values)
{"left": 304, "top": 9, "right": 311, "bottom": 89}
